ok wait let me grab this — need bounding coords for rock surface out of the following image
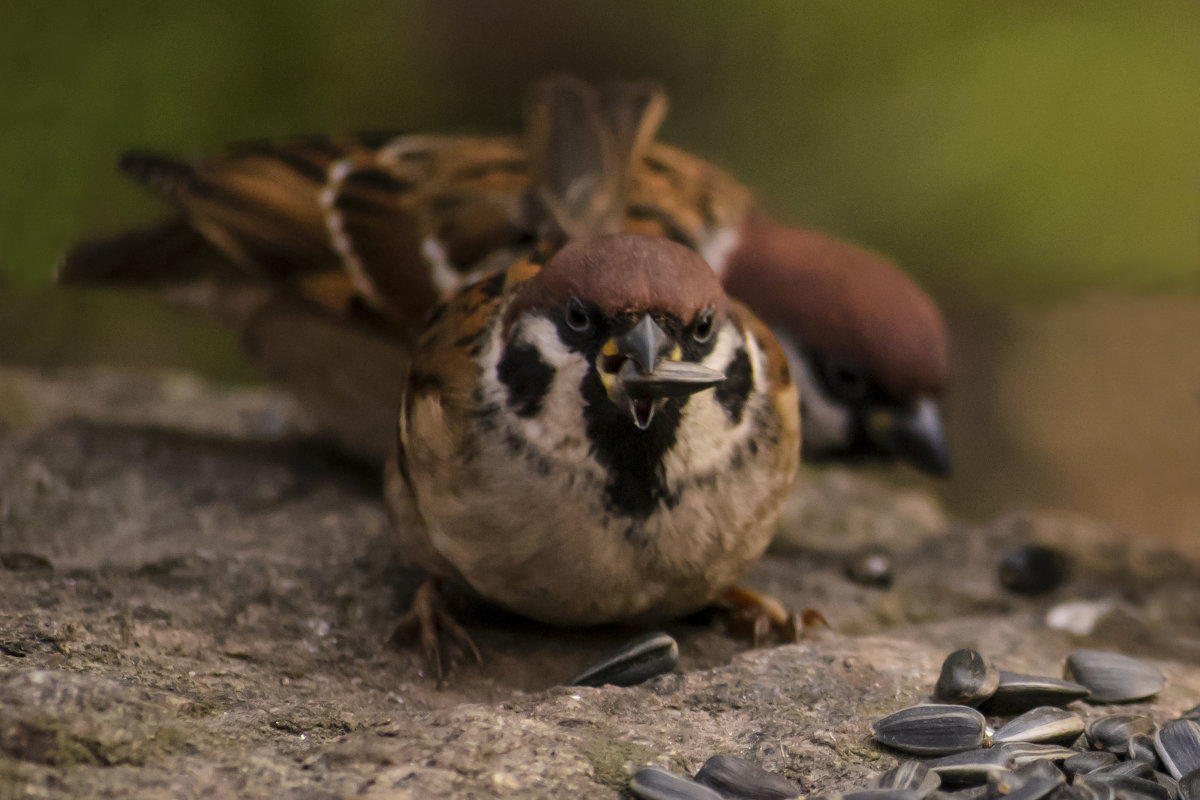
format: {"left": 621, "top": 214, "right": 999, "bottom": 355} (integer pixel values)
{"left": 1, "top": 366, "right": 1198, "bottom": 799}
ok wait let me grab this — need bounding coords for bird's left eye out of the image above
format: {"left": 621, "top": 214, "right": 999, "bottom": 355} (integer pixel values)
{"left": 692, "top": 306, "right": 714, "bottom": 343}
{"left": 565, "top": 296, "right": 591, "bottom": 332}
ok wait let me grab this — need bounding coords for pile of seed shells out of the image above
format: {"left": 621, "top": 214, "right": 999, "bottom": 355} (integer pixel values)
{"left": 867, "top": 648, "right": 1200, "bottom": 800}
{"left": 611, "top": 644, "right": 1200, "bottom": 800}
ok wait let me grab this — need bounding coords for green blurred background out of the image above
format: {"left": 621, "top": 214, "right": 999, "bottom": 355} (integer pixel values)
{"left": 2, "top": 2, "right": 1198, "bottom": 544}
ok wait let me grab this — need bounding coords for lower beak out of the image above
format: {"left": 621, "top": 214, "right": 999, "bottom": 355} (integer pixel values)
{"left": 604, "top": 316, "right": 726, "bottom": 430}
{"left": 866, "top": 397, "right": 951, "bottom": 476}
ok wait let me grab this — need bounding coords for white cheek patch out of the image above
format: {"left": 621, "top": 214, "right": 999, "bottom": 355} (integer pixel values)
{"left": 667, "top": 322, "right": 761, "bottom": 476}
{"left": 478, "top": 314, "right": 594, "bottom": 463}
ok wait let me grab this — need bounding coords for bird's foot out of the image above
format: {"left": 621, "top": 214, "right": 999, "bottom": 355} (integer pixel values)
{"left": 389, "top": 578, "right": 482, "bottom": 681}
{"left": 722, "top": 586, "right": 830, "bottom": 646}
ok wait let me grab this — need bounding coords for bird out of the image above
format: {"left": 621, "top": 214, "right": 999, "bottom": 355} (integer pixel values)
{"left": 383, "top": 79, "right": 801, "bottom": 673}
{"left": 58, "top": 76, "right": 950, "bottom": 477}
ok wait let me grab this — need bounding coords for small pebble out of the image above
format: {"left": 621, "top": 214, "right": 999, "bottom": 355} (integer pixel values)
{"left": 998, "top": 545, "right": 1069, "bottom": 595}
{"left": 845, "top": 550, "right": 893, "bottom": 589}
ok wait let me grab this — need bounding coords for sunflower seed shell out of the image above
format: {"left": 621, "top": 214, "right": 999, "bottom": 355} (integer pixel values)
{"left": 1178, "top": 768, "right": 1200, "bottom": 800}
{"left": 926, "top": 748, "right": 1015, "bottom": 787}
{"left": 1155, "top": 720, "right": 1200, "bottom": 780}
{"left": 631, "top": 766, "right": 724, "bottom": 800}
{"left": 1063, "top": 751, "right": 1120, "bottom": 778}
{"left": 1064, "top": 650, "right": 1164, "bottom": 704}
{"left": 993, "top": 706, "right": 1084, "bottom": 745}
{"left": 568, "top": 632, "right": 678, "bottom": 688}
{"left": 1085, "top": 715, "right": 1155, "bottom": 755}
{"left": 935, "top": 650, "right": 1000, "bottom": 707}
{"left": 979, "top": 672, "right": 1090, "bottom": 715}
{"left": 875, "top": 762, "right": 942, "bottom": 798}
{"left": 693, "top": 755, "right": 801, "bottom": 800}
{"left": 873, "top": 705, "right": 989, "bottom": 755}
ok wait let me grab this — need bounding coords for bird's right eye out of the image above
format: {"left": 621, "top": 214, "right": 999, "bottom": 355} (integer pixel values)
{"left": 565, "top": 296, "right": 591, "bottom": 332}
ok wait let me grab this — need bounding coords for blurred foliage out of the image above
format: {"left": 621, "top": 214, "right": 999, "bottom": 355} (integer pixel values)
{"left": 1, "top": 0, "right": 1198, "bottom": 373}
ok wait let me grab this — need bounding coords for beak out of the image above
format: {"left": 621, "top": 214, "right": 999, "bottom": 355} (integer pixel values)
{"left": 866, "top": 397, "right": 951, "bottom": 476}
{"left": 603, "top": 315, "right": 725, "bottom": 430}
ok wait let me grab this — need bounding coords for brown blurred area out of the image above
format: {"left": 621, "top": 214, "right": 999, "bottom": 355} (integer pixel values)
{"left": 1, "top": 2, "right": 1197, "bottom": 549}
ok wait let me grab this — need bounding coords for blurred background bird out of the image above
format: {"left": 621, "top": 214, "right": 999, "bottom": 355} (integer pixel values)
{"left": 4, "top": 2, "right": 1198, "bottom": 549}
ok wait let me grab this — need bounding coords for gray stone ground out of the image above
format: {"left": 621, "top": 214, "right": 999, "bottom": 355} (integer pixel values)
{"left": 1, "top": 366, "right": 1198, "bottom": 799}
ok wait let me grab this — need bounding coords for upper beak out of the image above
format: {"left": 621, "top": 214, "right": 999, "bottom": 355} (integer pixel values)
{"left": 605, "top": 315, "right": 725, "bottom": 429}
{"left": 867, "top": 396, "right": 951, "bottom": 476}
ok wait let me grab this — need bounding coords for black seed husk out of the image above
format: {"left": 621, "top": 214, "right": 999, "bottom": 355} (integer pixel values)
{"left": 693, "top": 755, "right": 801, "bottom": 800}
{"left": 872, "top": 705, "right": 988, "bottom": 755}
{"left": 568, "top": 632, "right": 678, "bottom": 687}
{"left": 935, "top": 650, "right": 1000, "bottom": 707}
{"left": 1064, "top": 650, "right": 1164, "bottom": 704}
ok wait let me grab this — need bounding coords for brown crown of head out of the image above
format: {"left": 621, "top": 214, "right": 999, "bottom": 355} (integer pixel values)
{"left": 724, "top": 214, "right": 948, "bottom": 400}
{"left": 505, "top": 234, "right": 728, "bottom": 331}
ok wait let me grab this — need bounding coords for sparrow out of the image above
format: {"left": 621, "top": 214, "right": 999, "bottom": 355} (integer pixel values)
{"left": 386, "top": 232, "right": 801, "bottom": 671}
{"left": 58, "top": 77, "right": 949, "bottom": 477}
{"left": 386, "top": 81, "right": 802, "bottom": 671}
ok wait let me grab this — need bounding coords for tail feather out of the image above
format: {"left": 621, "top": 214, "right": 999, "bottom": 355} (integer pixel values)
{"left": 118, "top": 151, "right": 196, "bottom": 205}
{"left": 524, "top": 76, "right": 670, "bottom": 245}
{"left": 57, "top": 218, "right": 240, "bottom": 286}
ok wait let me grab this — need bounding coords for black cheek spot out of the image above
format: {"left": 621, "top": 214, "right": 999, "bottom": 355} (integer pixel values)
{"left": 715, "top": 348, "right": 753, "bottom": 424}
{"left": 497, "top": 341, "right": 555, "bottom": 418}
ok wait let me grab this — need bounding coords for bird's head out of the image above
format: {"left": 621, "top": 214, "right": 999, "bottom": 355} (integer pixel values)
{"left": 723, "top": 215, "right": 951, "bottom": 475}
{"left": 504, "top": 234, "right": 730, "bottom": 431}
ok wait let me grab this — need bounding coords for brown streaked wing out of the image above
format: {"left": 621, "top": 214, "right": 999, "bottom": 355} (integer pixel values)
{"left": 628, "top": 143, "right": 753, "bottom": 259}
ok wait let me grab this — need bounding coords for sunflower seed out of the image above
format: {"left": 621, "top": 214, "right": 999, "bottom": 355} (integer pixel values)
{"left": 1094, "top": 760, "right": 1157, "bottom": 780}
{"left": 1155, "top": 720, "right": 1200, "bottom": 779}
{"left": 998, "top": 742, "right": 1076, "bottom": 766}
{"left": 979, "top": 672, "right": 1090, "bottom": 715}
{"left": 1048, "top": 786, "right": 1094, "bottom": 800}
{"left": 997, "top": 775, "right": 1063, "bottom": 800}
{"left": 993, "top": 707, "right": 1084, "bottom": 745}
{"left": 1154, "top": 772, "right": 1180, "bottom": 800}
{"left": 1179, "top": 768, "right": 1200, "bottom": 800}
{"left": 875, "top": 762, "right": 942, "bottom": 798}
{"left": 1064, "top": 650, "right": 1164, "bottom": 704}
{"left": 568, "top": 632, "right": 678, "bottom": 687}
{"left": 1063, "top": 752, "right": 1119, "bottom": 778}
{"left": 935, "top": 650, "right": 1001, "bottom": 707}
{"left": 843, "top": 791, "right": 922, "bottom": 800}
{"left": 1071, "top": 776, "right": 1117, "bottom": 800}
{"left": 631, "top": 766, "right": 724, "bottom": 800}
{"left": 873, "top": 705, "right": 989, "bottom": 755}
{"left": 1129, "top": 734, "right": 1165, "bottom": 768}
{"left": 693, "top": 755, "right": 801, "bottom": 800}
{"left": 1085, "top": 715, "right": 1155, "bottom": 755}
{"left": 998, "top": 545, "right": 1069, "bottom": 595}
{"left": 926, "top": 748, "right": 1016, "bottom": 787}
{"left": 1076, "top": 773, "right": 1169, "bottom": 800}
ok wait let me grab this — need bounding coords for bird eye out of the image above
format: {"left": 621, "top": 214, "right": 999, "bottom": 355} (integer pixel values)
{"left": 692, "top": 306, "right": 714, "bottom": 343}
{"left": 822, "top": 359, "right": 869, "bottom": 402}
{"left": 565, "top": 296, "right": 591, "bottom": 332}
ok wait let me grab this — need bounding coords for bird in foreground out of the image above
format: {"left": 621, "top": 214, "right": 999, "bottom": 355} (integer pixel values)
{"left": 386, "top": 232, "right": 801, "bottom": 673}
{"left": 384, "top": 78, "right": 801, "bottom": 671}
{"left": 58, "top": 77, "right": 950, "bottom": 477}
